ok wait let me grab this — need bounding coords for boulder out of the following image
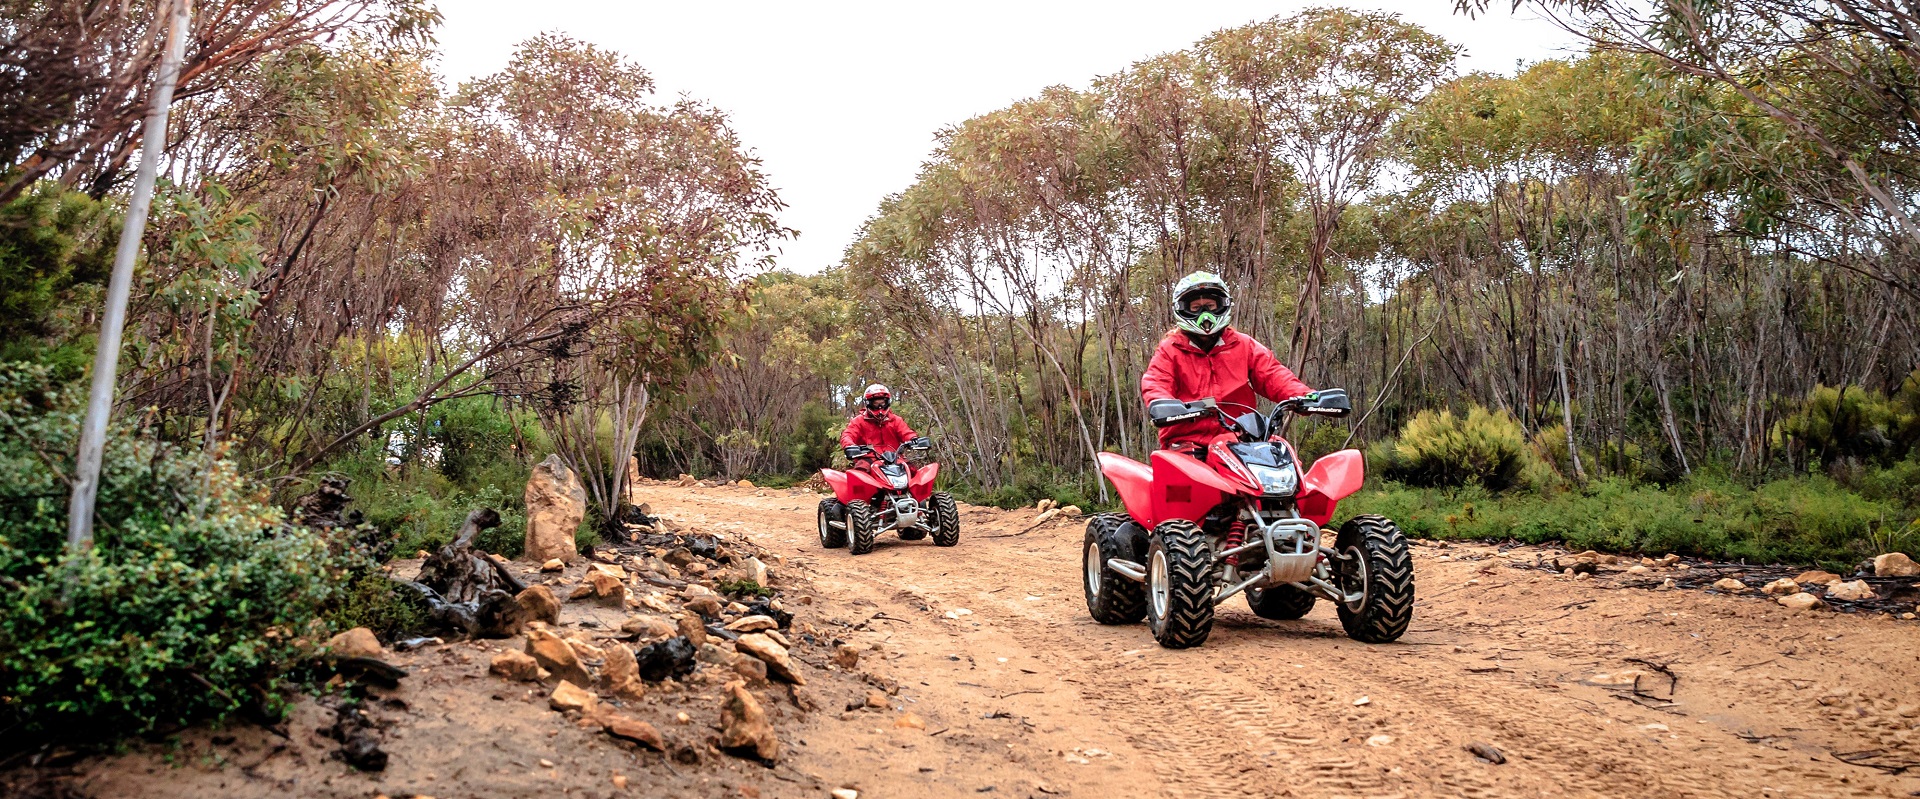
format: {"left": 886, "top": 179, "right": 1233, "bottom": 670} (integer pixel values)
{"left": 1778, "top": 592, "right": 1827, "bottom": 612}
{"left": 541, "top": 558, "right": 565, "bottom": 572}
{"left": 1825, "top": 580, "right": 1877, "bottom": 602}
{"left": 725, "top": 615, "right": 778, "bottom": 633}
{"left": 621, "top": 614, "right": 678, "bottom": 640}
{"left": 549, "top": 679, "right": 597, "bottom": 713}
{"left": 1711, "top": 577, "right": 1748, "bottom": 593}
{"left": 676, "top": 473, "right": 697, "bottom": 487}
{"left": 734, "top": 633, "right": 804, "bottom": 685}
{"left": 490, "top": 650, "right": 541, "bottom": 682}
{"left": 718, "top": 680, "right": 780, "bottom": 760}
{"left": 327, "top": 627, "right": 384, "bottom": 659}
{"left": 1762, "top": 578, "right": 1800, "bottom": 596}
{"left": 1873, "top": 552, "right": 1920, "bottom": 577}
{"left": 526, "top": 627, "right": 591, "bottom": 686}
{"left": 600, "top": 643, "right": 646, "bottom": 702}
{"left": 1035, "top": 499, "right": 1055, "bottom": 513}
{"left": 1795, "top": 570, "right": 1843, "bottom": 586}
{"left": 736, "top": 479, "right": 754, "bottom": 488}
{"left": 516, "top": 585, "right": 561, "bottom": 625}
{"left": 602, "top": 713, "right": 666, "bottom": 751}
{"left": 582, "top": 565, "right": 628, "bottom": 607}
{"left": 524, "top": 454, "right": 586, "bottom": 564}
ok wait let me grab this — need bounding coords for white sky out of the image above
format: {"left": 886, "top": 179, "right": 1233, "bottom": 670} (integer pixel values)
{"left": 435, "top": 1, "right": 1582, "bottom": 275}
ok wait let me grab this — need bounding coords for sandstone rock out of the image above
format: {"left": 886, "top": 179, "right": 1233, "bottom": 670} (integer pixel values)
{"left": 1640, "top": 556, "right": 1657, "bottom": 566}
{"left": 685, "top": 595, "right": 723, "bottom": 619}
{"left": 514, "top": 585, "right": 561, "bottom": 625}
{"left": 865, "top": 690, "right": 889, "bottom": 709}
{"left": 696, "top": 642, "right": 735, "bottom": 666}
{"left": 1059, "top": 505, "right": 1083, "bottom": 518}
{"left": 1034, "top": 508, "right": 1061, "bottom": 525}
{"left": 621, "top": 615, "right": 678, "bottom": 640}
{"left": 601, "top": 643, "right": 646, "bottom": 701}
{"left": 1762, "top": 578, "right": 1801, "bottom": 595}
{"left": 726, "top": 615, "right": 778, "bottom": 633}
{"left": 549, "top": 680, "right": 597, "bottom": 713}
{"left": 1712, "top": 577, "right": 1748, "bottom": 593}
{"left": 583, "top": 567, "right": 628, "bottom": 607}
{"left": 1778, "top": 592, "right": 1827, "bottom": 612}
{"left": 732, "top": 657, "right": 768, "bottom": 683}
{"left": 764, "top": 629, "right": 791, "bottom": 648}
{"left": 327, "top": 627, "right": 384, "bottom": 659}
{"left": 1036, "top": 498, "right": 1055, "bottom": 512}
{"left": 831, "top": 790, "right": 859, "bottom": 799}
{"left": 1874, "top": 552, "right": 1920, "bottom": 577}
{"left": 525, "top": 454, "right": 586, "bottom": 564}
{"left": 541, "top": 558, "right": 565, "bottom": 572}
{"left": 734, "top": 633, "right": 804, "bottom": 685}
{"left": 718, "top": 680, "right": 780, "bottom": 760}
{"left": 490, "top": 650, "right": 541, "bottom": 682}
{"left": 832, "top": 644, "right": 861, "bottom": 670}
{"left": 676, "top": 473, "right": 697, "bottom": 487}
{"left": 741, "top": 556, "right": 771, "bottom": 586}
{"left": 677, "top": 614, "right": 708, "bottom": 647}
{"left": 526, "top": 627, "right": 591, "bottom": 686}
{"left": 894, "top": 711, "right": 926, "bottom": 730}
{"left": 1826, "top": 580, "right": 1876, "bottom": 602}
{"left": 602, "top": 713, "right": 666, "bottom": 750}
{"left": 736, "top": 479, "right": 754, "bottom": 488}
{"left": 1627, "top": 565, "right": 1650, "bottom": 575}
{"left": 1795, "top": 570, "right": 1843, "bottom": 586}
{"left": 1657, "top": 554, "right": 1681, "bottom": 566}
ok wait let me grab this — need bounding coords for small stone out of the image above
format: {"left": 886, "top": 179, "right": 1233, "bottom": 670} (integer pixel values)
{"left": 1627, "top": 565, "right": 1650, "bottom": 574}
{"left": 1059, "top": 505, "right": 1083, "bottom": 517}
{"left": 542, "top": 559, "right": 565, "bottom": 572}
{"left": 1826, "top": 580, "right": 1876, "bottom": 602}
{"left": 1366, "top": 734, "right": 1393, "bottom": 746}
{"left": 549, "top": 680, "right": 597, "bottom": 713}
{"left": 676, "top": 473, "right": 696, "bottom": 487}
{"left": 1658, "top": 578, "right": 1676, "bottom": 590}
{"left": 1353, "top": 696, "right": 1371, "bottom": 706}
{"left": 621, "top": 615, "right": 678, "bottom": 640}
{"left": 685, "top": 595, "right": 724, "bottom": 618}
{"left": 735, "top": 633, "right": 805, "bottom": 684}
{"left": 832, "top": 644, "right": 861, "bottom": 670}
{"left": 764, "top": 629, "right": 792, "bottom": 648}
{"left": 732, "top": 657, "right": 768, "bottom": 682}
{"left": 1903, "top": 612, "right": 1916, "bottom": 620}
{"left": 1641, "top": 722, "right": 1669, "bottom": 732}
{"left": 602, "top": 713, "right": 666, "bottom": 750}
{"left": 1712, "top": 577, "right": 1748, "bottom": 593}
{"left": 1640, "top": 557, "right": 1657, "bottom": 566}
{"left": 327, "top": 627, "right": 384, "bottom": 659}
{"left": 663, "top": 547, "right": 696, "bottom": 567}
{"left": 696, "top": 642, "right": 735, "bottom": 665}
{"left": 675, "top": 711, "right": 691, "bottom": 724}
{"left": 612, "top": 774, "right": 629, "bottom": 790}
{"left": 1795, "top": 570, "right": 1843, "bottom": 586}
{"left": 1465, "top": 741, "right": 1506, "bottom": 764}
{"left": 490, "top": 650, "right": 541, "bottom": 682}
{"left": 943, "top": 608, "right": 974, "bottom": 619}
{"left": 601, "top": 643, "right": 646, "bottom": 701}
{"left": 1778, "top": 593, "right": 1827, "bottom": 612}
{"left": 1658, "top": 554, "right": 1681, "bottom": 566}
{"left": 865, "top": 690, "right": 889, "bottom": 709}
{"left": 1762, "top": 578, "right": 1800, "bottom": 596}
{"left": 741, "top": 556, "right": 771, "bottom": 585}
{"left": 677, "top": 614, "right": 709, "bottom": 647}
{"left": 726, "top": 615, "right": 778, "bottom": 633}
{"left": 517, "top": 585, "right": 561, "bottom": 625}
{"left": 894, "top": 712, "right": 926, "bottom": 730}
{"left": 1033, "top": 508, "right": 1061, "bottom": 525}
{"left": 1036, "top": 499, "right": 1055, "bottom": 512}
{"left": 718, "top": 680, "right": 780, "bottom": 760}
{"left": 1874, "top": 552, "right": 1920, "bottom": 577}
{"left": 831, "top": 790, "right": 859, "bottom": 799}
{"left": 526, "top": 627, "right": 591, "bottom": 686}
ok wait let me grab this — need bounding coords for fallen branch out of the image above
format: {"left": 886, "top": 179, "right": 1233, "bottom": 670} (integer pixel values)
{"left": 1831, "top": 749, "right": 1920, "bottom": 774}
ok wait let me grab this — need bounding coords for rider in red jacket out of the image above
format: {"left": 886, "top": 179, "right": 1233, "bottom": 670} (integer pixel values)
{"left": 840, "top": 384, "right": 919, "bottom": 459}
{"left": 1141, "top": 272, "right": 1314, "bottom": 452}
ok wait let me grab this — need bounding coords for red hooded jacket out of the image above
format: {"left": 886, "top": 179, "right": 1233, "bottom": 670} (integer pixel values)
{"left": 1140, "top": 327, "right": 1313, "bottom": 449}
{"left": 839, "top": 410, "right": 919, "bottom": 455}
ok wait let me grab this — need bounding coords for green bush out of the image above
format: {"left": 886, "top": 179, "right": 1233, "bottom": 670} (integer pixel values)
{"left": 0, "top": 364, "right": 348, "bottom": 743}
{"left": 1771, "top": 377, "right": 1919, "bottom": 466}
{"left": 1376, "top": 405, "right": 1537, "bottom": 491}
{"left": 315, "top": 442, "right": 531, "bottom": 558}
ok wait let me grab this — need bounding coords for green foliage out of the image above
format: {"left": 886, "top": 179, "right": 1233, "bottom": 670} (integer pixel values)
{"left": 787, "top": 401, "right": 842, "bottom": 474}
{"left": 324, "top": 574, "right": 431, "bottom": 641}
{"left": 1375, "top": 405, "right": 1537, "bottom": 491}
{"left": 0, "top": 183, "right": 115, "bottom": 368}
{"left": 714, "top": 579, "right": 771, "bottom": 599}
{"left": 316, "top": 439, "right": 531, "bottom": 558}
{"left": 0, "top": 364, "right": 348, "bottom": 742}
{"left": 1771, "top": 378, "right": 1918, "bottom": 466}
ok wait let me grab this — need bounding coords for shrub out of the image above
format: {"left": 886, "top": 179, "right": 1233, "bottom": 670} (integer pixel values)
{"left": 1770, "top": 380, "right": 1915, "bottom": 466}
{"left": 0, "top": 364, "right": 348, "bottom": 744}
{"left": 1379, "top": 405, "right": 1535, "bottom": 491}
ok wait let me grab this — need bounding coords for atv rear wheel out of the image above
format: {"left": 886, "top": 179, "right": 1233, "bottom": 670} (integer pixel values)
{"left": 847, "top": 501, "right": 878, "bottom": 555}
{"left": 817, "top": 499, "right": 847, "bottom": 549}
{"left": 1082, "top": 514, "right": 1145, "bottom": 624}
{"left": 1246, "top": 584, "right": 1316, "bottom": 620}
{"left": 1332, "top": 515, "right": 1414, "bottom": 643}
{"left": 1146, "top": 519, "right": 1215, "bottom": 648}
{"left": 930, "top": 492, "right": 960, "bottom": 547}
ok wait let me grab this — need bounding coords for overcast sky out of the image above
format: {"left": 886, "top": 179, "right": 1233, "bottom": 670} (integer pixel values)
{"left": 435, "top": 1, "right": 1582, "bottom": 275}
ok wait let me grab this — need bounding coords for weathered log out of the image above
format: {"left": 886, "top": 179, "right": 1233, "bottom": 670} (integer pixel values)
{"left": 403, "top": 509, "right": 529, "bottom": 638}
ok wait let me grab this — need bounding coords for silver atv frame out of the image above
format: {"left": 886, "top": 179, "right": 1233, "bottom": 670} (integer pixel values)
{"left": 825, "top": 490, "right": 934, "bottom": 536}
{"left": 1101, "top": 497, "right": 1366, "bottom": 609}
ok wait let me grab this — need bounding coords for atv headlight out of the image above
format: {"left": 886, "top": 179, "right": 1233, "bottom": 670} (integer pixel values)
{"left": 889, "top": 473, "right": 909, "bottom": 489}
{"left": 1247, "top": 463, "right": 1299, "bottom": 496}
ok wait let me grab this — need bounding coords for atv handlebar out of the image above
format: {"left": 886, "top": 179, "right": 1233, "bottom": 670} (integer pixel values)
{"left": 843, "top": 437, "right": 933, "bottom": 463}
{"left": 1147, "top": 389, "right": 1352, "bottom": 433}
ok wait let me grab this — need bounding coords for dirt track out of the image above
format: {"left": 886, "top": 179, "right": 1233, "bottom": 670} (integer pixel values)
{"left": 643, "top": 482, "right": 1920, "bottom": 799}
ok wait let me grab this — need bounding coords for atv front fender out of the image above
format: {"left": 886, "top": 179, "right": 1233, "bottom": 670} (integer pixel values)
{"left": 908, "top": 462, "right": 940, "bottom": 502}
{"left": 1298, "top": 449, "right": 1364, "bottom": 527}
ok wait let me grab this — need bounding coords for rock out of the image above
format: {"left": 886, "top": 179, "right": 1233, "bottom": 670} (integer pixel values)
{"left": 677, "top": 473, "right": 697, "bottom": 487}
{"left": 1778, "top": 592, "right": 1827, "bottom": 612}
{"left": 1627, "top": 565, "right": 1650, "bottom": 574}
{"left": 685, "top": 595, "right": 723, "bottom": 619}
{"left": 734, "top": 633, "right": 805, "bottom": 685}
{"left": 1762, "top": 578, "right": 1801, "bottom": 595}
{"left": 726, "top": 615, "right": 778, "bottom": 633}
{"left": 1826, "top": 580, "right": 1876, "bottom": 602}
{"left": 718, "top": 680, "right": 780, "bottom": 760}
{"left": 490, "top": 650, "right": 541, "bottom": 682}
{"left": 1795, "top": 570, "right": 1843, "bottom": 586}
{"left": 696, "top": 642, "right": 735, "bottom": 666}
{"left": 831, "top": 790, "right": 859, "bottom": 799}
{"left": 583, "top": 567, "right": 628, "bottom": 607}
{"left": 634, "top": 636, "right": 698, "bottom": 682}
{"left": 1640, "top": 556, "right": 1657, "bottom": 566}
{"left": 736, "top": 479, "right": 754, "bottom": 488}
{"left": 865, "top": 690, "right": 890, "bottom": 709}
{"left": 741, "top": 556, "right": 771, "bottom": 586}
{"left": 1059, "top": 505, "right": 1083, "bottom": 517}
{"left": 677, "top": 614, "right": 708, "bottom": 647}
{"left": 1874, "top": 552, "right": 1920, "bottom": 577}
{"left": 1036, "top": 498, "right": 1056, "bottom": 512}
{"left": 732, "top": 657, "right": 768, "bottom": 682}
{"left": 516, "top": 585, "right": 561, "bottom": 625}
{"left": 1712, "top": 577, "right": 1748, "bottom": 593}
{"left": 601, "top": 643, "right": 646, "bottom": 701}
{"left": 602, "top": 713, "right": 666, "bottom": 750}
{"left": 524, "top": 454, "right": 587, "bottom": 564}
{"left": 1034, "top": 508, "right": 1061, "bottom": 525}
{"left": 541, "top": 559, "right": 565, "bottom": 572}
{"left": 1657, "top": 554, "right": 1681, "bottom": 566}
{"left": 526, "top": 627, "right": 592, "bottom": 686}
{"left": 621, "top": 614, "right": 678, "bottom": 640}
{"left": 327, "top": 627, "right": 384, "bottom": 659}
{"left": 764, "top": 629, "right": 791, "bottom": 648}
{"left": 663, "top": 547, "right": 695, "bottom": 567}
{"left": 549, "top": 680, "right": 598, "bottom": 713}
{"left": 1465, "top": 741, "right": 1506, "bottom": 764}
{"left": 1366, "top": 734, "right": 1394, "bottom": 746}
{"left": 832, "top": 644, "right": 861, "bottom": 670}
{"left": 894, "top": 711, "right": 926, "bottom": 730}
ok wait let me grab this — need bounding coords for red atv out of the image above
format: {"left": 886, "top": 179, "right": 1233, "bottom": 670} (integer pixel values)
{"left": 816, "top": 437, "right": 959, "bottom": 555}
{"left": 1083, "top": 389, "right": 1413, "bottom": 648}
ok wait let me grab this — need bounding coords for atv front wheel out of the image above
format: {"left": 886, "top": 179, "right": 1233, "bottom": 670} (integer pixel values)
{"left": 1083, "top": 514, "right": 1145, "bottom": 624}
{"left": 817, "top": 499, "right": 847, "bottom": 549}
{"left": 930, "top": 492, "right": 960, "bottom": 547}
{"left": 1246, "top": 584, "right": 1316, "bottom": 620}
{"left": 847, "top": 501, "right": 878, "bottom": 555}
{"left": 1146, "top": 519, "right": 1215, "bottom": 648}
{"left": 1332, "top": 515, "right": 1414, "bottom": 643}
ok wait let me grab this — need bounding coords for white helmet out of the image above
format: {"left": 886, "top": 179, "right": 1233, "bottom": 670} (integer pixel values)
{"left": 1172, "top": 271, "right": 1233, "bottom": 336}
{"left": 861, "top": 384, "right": 892, "bottom": 419}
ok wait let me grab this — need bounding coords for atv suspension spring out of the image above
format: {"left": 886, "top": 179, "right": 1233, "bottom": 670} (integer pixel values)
{"left": 1223, "top": 519, "right": 1246, "bottom": 566}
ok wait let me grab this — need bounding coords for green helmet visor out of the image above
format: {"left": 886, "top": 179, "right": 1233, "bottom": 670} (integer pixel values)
{"left": 1174, "top": 288, "right": 1231, "bottom": 335}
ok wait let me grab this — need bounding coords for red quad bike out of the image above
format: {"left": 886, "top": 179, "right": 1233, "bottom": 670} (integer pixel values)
{"left": 816, "top": 437, "right": 960, "bottom": 555}
{"left": 1083, "top": 389, "right": 1414, "bottom": 648}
